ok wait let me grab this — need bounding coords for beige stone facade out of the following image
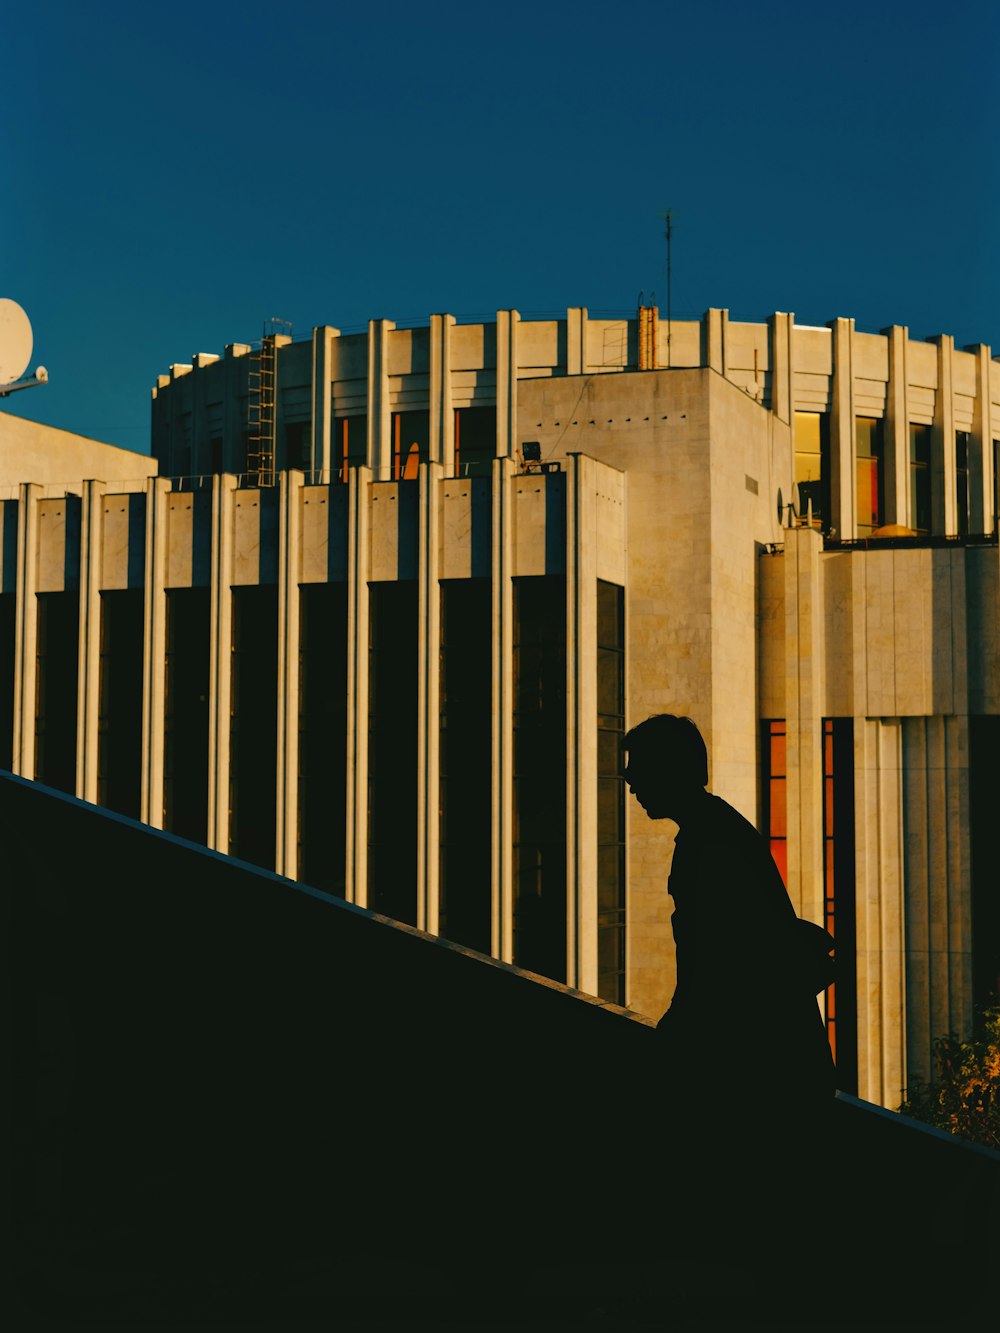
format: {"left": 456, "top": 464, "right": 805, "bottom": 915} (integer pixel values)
{"left": 1, "top": 306, "right": 997, "bottom": 1112}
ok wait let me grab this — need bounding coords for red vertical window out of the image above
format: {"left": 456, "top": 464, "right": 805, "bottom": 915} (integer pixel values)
{"left": 762, "top": 720, "right": 788, "bottom": 887}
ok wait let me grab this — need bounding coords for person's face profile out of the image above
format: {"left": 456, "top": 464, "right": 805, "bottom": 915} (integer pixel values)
{"left": 623, "top": 746, "right": 674, "bottom": 820}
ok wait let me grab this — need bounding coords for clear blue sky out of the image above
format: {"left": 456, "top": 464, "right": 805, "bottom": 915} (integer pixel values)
{"left": 3, "top": 0, "right": 997, "bottom": 454}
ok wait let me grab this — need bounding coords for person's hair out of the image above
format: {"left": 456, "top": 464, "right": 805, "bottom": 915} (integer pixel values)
{"left": 623, "top": 714, "right": 709, "bottom": 788}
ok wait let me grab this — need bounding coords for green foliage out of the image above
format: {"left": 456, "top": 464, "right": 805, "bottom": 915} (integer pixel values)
{"left": 898, "top": 996, "right": 1000, "bottom": 1151}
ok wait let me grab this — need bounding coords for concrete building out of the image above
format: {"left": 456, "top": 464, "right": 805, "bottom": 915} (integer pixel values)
{"left": 2, "top": 305, "right": 998, "bottom": 1114}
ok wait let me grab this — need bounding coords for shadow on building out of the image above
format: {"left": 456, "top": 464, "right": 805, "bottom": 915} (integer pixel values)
{"left": 5, "top": 771, "right": 999, "bottom": 1327}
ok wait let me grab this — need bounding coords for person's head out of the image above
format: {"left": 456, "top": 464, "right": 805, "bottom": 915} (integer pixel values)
{"left": 622, "top": 714, "right": 708, "bottom": 821}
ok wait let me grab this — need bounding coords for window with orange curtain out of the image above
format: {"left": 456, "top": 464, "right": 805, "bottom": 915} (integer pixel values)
{"left": 760, "top": 719, "right": 787, "bottom": 887}
{"left": 391, "top": 411, "right": 429, "bottom": 480}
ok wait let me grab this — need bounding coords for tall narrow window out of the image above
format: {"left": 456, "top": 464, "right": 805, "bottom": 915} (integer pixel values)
{"left": 35, "top": 592, "right": 79, "bottom": 795}
{"left": 760, "top": 720, "right": 787, "bottom": 887}
{"left": 163, "top": 587, "right": 210, "bottom": 844}
{"left": 368, "top": 581, "right": 418, "bottom": 924}
{"left": 794, "top": 412, "right": 830, "bottom": 528}
{"left": 597, "top": 581, "right": 625, "bottom": 1005}
{"left": 0, "top": 593, "right": 15, "bottom": 770}
{"left": 970, "top": 716, "right": 1000, "bottom": 1010}
{"left": 513, "top": 576, "right": 566, "bottom": 983}
{"left": 955, "top": 431, "right": 971, "bottom": 537}
{"left": 391, "top": 411, "right": 429, "bottom": 480}
{"left": 229, "top": 585, "right": 278, "bottom": 869}
{"left": 439, "top": 578, "right": 492, "bottom": 952}
{"left": 333, "top": 415, "right": 367, "bottom": 483}
{"left": 909, "top": 424, "right": 931, "bottom": 534}
{"left": 285, "top": 421, "right": 311, "bottom": 473}
{"left": 298, "top": 582, "right": 348, "bottom": 894}
{"left": 822, "top": 718, "right": 857, "bottom": 1092}
{"left": 97, "top": 589, "right": 143, "bottom": 819}
{"left": 454, "top": 407, "right": 496, "bottom": 478}
{"left": 855, "top": 417, "right": 884, "bottom": 536}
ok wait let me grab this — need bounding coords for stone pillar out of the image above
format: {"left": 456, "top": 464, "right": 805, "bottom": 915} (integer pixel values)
{"left": 492, "top": 456, "right": 515, "bottom": 961}
{"left": 141, "top": 476, "right": 169, "bottom": 827}
{"left": 702, "top": 307, "right": 727, "bottom": 376}
{"left": 828, "top": 317, "right": 856, "bottom": 540}
{"left": 275, "top": 468, "right": 303, "bottom": 877}
{"left": 768, "top": 311, "right": 794, "bottom": 425}
{"left": 207, "top": 472, "right": 236, "bottom": 852}
{"left": 78, "top": 479, "right": 106, "bottom": 803}
{"left": 930, "top": 334, "right": 957, "bottom": 535}
{"left": 429, "top": 315, "right": 455, "bottom": 476}
{"left": 969, "top": 343, "right": 993, "bottom": 535}
{"left": 565, "top": 453, "right": 598, "bottom": 994}
{"left": 854, "top": 718, "right": 907, "bottom": 1109}
{"left": 13, "top": 482, "right": 40, "bottom": 779}
{"left": 417, "top": 461, "right": 443, "bottom": 934}
{"left": 883, "top": 325, "right": 910, "bottom": 527}
{"left": 367, "top": 319, "right": 394, "bottom": 480}
{"left": 781, "top": 525, "right": 825, "bottom": 927}
{"left": 496, "top": 310, "right": 520, "bottom": 460}
{"left": 566, "top": 307, "right": 588, "bottom": 376}
{"left": 345, "top": 465, "right": 372, "bottom": 906}
{"left": 312, "top": 326, "right": 339, "bottom": 477}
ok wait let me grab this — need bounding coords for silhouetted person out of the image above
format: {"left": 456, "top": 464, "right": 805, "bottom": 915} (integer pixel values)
{"left": 624, "top": 714, "right": 836, "bottom": 1239}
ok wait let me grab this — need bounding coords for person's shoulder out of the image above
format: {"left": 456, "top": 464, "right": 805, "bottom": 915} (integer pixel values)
{"left": 699, "top": 793, "right": 761, "bottom": 839}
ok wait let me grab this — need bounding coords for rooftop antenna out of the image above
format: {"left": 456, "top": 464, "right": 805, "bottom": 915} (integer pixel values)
{"left": 0, "top": 298, "right": 48, "bottom": 398}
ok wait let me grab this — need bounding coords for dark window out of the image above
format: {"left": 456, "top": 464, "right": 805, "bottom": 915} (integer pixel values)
{"left": 970, "top": 717, "right": 1000, "bottom": 1009}
{"left": 391, "top": 411, "right": 429, "bottom": 480}
{"left": 513, "top": 576, "right": 566, "bottom": 983}
{"left": 454, "top": 407, "right": 496, "bottom": 478}
{"left": 822, "top": 718, "right": 857, "bottom": 1093}
{"left": 439, "top": 578, "right": 492, "bottom": 953}
{"left": 298, "top": 583, "right": 348, "bottom": 894}
{"left": 909, "top": 424, "right": 931, "bottom": 534}
{"left": 163, "top": 587, "right": 210, "bottom": 843}
{"left": 956, "top": 431, "right": 971, "bottom": 537}
{"left": 333, "top": 416, "right": 367, "bottom": 483}
{"left": 0, "top": 594, "right": 15, "bottom": 770}
{"left": 229, "top": 585, "right": 278, "bottom": 869}
{"left": 97, "top": 589, "right": 143, "bottom": 819}
{"left": 368, "top": 581, "right": 418, "bottom": 924}
{"left": 855, "top": 417, "right": 884, "bottom": 536}
{"left": 760, "top": 720, "right": 787, "bottom": 887}
{"left": 210, "top": 437, "right": 223, "bottom": 474}
{"left": 35, "top": 592, "right": 79, "bottom": 795}
{"left": 597, "top": 581, "right": 625, "bottom": 1005}
{"left": 794, "top": 412, "right": 829, "bottom": 528}
{"left": 285, "top": 421, "right": 311, "bottom": 473}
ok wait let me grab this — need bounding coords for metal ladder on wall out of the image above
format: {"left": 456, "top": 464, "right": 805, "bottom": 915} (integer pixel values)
{"left": 246, "top": 331, "right": 277, "bottom": 487}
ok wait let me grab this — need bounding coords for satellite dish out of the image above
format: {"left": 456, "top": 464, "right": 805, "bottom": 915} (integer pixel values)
{"left": 0, "top": 299, "right": 33, "bottom": 385}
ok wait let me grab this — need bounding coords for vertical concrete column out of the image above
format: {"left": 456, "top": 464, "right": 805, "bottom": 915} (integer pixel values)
{"left": 276, "top": 469, "right": 303, "bottom": 877}
{"left": 882, "top": 325, "right": 910, "bottom": 527}
{"left": 495, "top": 310, "right": 520, "bottom": 459}
{"left": 930, "top": 334, "right": 957, "bottom": 535}
{"left": 312, "top": 326, "right": 339, "bottom": 477}
{"left": 566, "top": 307, "right": 588, "bottom": 376}
{"left": 828, "top": 317, "right": 857, "bottom": 540}
{"left": 141, "top": 477, "right": 170, "bottom": 827}
{"left": 565, "top": 454, "right": 598, "bottom": 994}
{"left": 429, "top": 315, "right": 455, "bottom": 476}
{"left": 12, "top": 482, "right": 40, "bottom": 778}
{"left": 492, "top": 456, "right": 515, "bottom": 961}
{"left": 768, "top": 311, "right": 793, "bottom": 425}
{"left": 207, "top": 473, "right": 236, "bottom": 853}
{"left": 367, "top": 319, "right": 394, "bottom": 481}
{"left": 901, "top": 715, "right": 972, "bottom": 1088}
{"left": 702, "top": 308, "right": 727, "bottom": 375}
{"left": 345, "top": 465, "right": 372, "bottom": 906}
{"left": 969, "top": 343, "right": 993, "bottom": 534}
{"left": 781, "top": 525, "right": 825, "bottom": 927}
{"left": 78, "top": 479, "right": 106, "bottom": 803}
{"left": 417, "top": 461, "right": 443, "bottom": 934}
{"left": 854, "top": 718, "right": 907, "bottom": 1109}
